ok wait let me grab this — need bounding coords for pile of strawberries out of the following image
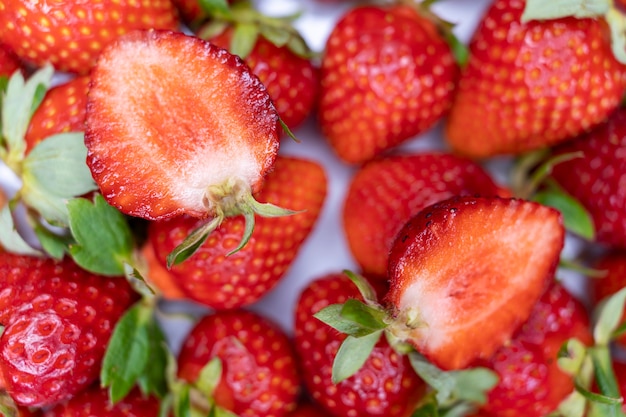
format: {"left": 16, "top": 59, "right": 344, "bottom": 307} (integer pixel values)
{"left": 0, "top": 0, "right": 626, "bottom": 416}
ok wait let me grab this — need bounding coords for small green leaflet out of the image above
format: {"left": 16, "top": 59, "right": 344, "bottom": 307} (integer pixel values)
{"left": 33, "top": 222, "right": 70, "bottom": 260}
{"left": 0, "top": 204, "right": 42, "bottom": 256}
{"left": 230, "top": 22, "right": 260, "bottom": 59}
{"left": 606, "top": 8, "right": 626, "bottom": 65}
{"left": 533, "top": 186, "right": 595, "bottom": 241}
{"left": 343, "top": 270, "right": 379, "bottom": 305}
{"left": 67, "top": 195, "right": 134, "bottom": 276}
{"left": 197, "top": 0, "right": 231, "bottom": 18}
{"left": 593, "top": 287, "right": 626, "bottom": 346}
{"left": 332, "top": 331, "right": 382, "bottom": 384}
{"left": 521, "top": 0, "right": 610, "bottom": 22}
{"left": 340, "top": 299, "right": 387, "bottom": 333}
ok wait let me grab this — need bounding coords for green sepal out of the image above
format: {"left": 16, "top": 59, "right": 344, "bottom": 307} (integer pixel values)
{"left": 67, "top": 195, "right": 135, "bottom": 276}
{"left": 197, "top": 0, "right": 232, "bottom": 18}
{"left": 593, "top": 287, "right": 626, "bottom": 346}
{"left": 343, "top": 270, "right": 379, "bottom": 305}
{"left": 340, "top": 298, "right": 388, "bottom": 332}
{"left": 136, "top": 322, "right": 169, "bottom": 399}
{"left": 413, "top": 393, "right": 440, "bottom": 417}
{"left": 175, "top": 384, "right": 192, "bottom": 417}
{"left": 606, "top": 8, "right": 626, "bottom": 65}
{"left": 533, "top": 183, "right": 595, "bottom": 241}
{"left": 21, "top": 132, "right": 97, "bottom": 225}
{"left": 443, "top": 30, "right": 469, "bottom": 68}
{"left": 230, "top": 22, "right": 260, "bottom": 59}
{"left": 195, "top": 357, "right": 222, "bottom": 397}
{"left": 522, "top": 0, "right": 610, "bottom": 22}
{"left": 279, "top": 118, "right": 300, "bottom": 143}
{"left": 0, "top": 203, "right": 42, "bottom": 256}
{"left": 557, "top": 338, "right": 589, "bottom": 376}
{"left": 33, "top": 223, "right": 70, "bottom": 260}
{"left": 166, "top": 216, "right": 222, "bottom": 267}
{"left": 315, "top": 302, "right": 386, "bottom": 338}
{"left": 332, "top": 331, "right": 383, "bottom": 384}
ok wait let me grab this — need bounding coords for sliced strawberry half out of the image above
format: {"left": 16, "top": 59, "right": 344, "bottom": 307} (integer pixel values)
{"left": 85, "top": 29, "right": 293, "bottom": 264}
{"left": 385, "top": 196, "right": 564, "bottom": 370}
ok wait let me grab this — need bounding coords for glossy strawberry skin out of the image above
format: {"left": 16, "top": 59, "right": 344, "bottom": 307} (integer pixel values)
{"left": 208, "top": 28, "right": 319, "bottom": 132}
{"left": 85, "top": 29, "right": 281, "bottom": 221}
{"left": 318, "top": 5, "right": 457, "bottom": 164}
{"left": 294, "top": 273, "right": 425, "bottom": 417}
{"left": 476, "top": 282, "right": 592, "bottom": 417}
{"left": 148, "top": 156, "right": 327, "bottom": 310}
{"left": 0, "top": 0, "right": 180, "bottom": 74}
{"left": 550, "top": 108, "right": 626, "bottom": 249}
{"left": 42, "top": 385, "right": 160, "bottom": 417}
{"left": 590, "top": 250, "right": 626, "bottom": 347}
{"left": 177, "top": 309, "right": 300, "bottom": 417}
{"left": 445, "top": 0, "right": 626, "bottom": 158}
{"left": 386, "top": 196, "right": 564, "bottom": 370}
{"left": 343, "top": 152, "right": 508, "bottom": 278}
{"left": 24, "top": 75, "right": 90, "bottom": 153}
{"left": 0, "top": 253, "right": 138, "bottom": 407}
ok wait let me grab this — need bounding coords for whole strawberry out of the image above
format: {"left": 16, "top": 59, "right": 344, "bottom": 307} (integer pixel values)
{"left": 343, "top": 152, "right": 507, "bottom": 278}
{"left": 294, "top": 272, "right": 426, "bottom": 417}
{"left": 177, "top": 309, "right": 300, "bottom": 417}
{"left": 445, "top": 0, "right": 626, "bottom": 158}
{"left": 0, "top": 0, "right": 180, "bottom": 74}
{"left": 148, "top": 156, "right": 327, "bottom": 309}
{"left": 0, "top": 253, "right": 138, "bottom": 407}
{"left": 318, "top": 4, "right": 458, "bottom": 164}
{"left": 476, "top": 282, "right": 592, "bottom": 417}
{"left": 550, "top": 107, "right": 626, "bottom": 249}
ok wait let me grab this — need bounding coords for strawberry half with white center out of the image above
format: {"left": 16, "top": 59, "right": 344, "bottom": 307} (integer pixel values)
{"left": 85, "top": 29, "right": 294, "bottom": 263}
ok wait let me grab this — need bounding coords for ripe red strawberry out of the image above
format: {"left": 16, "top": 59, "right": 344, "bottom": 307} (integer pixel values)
{"left": 148, "top": 156, "right": 327, "bottom": 309}
{"left": 24, "top": 75, "right": 90, "bottom": 153}
{"left": 445, "top": 0, "right": 626, "bottom": 158}
{"left": 285, "top": 401, "right": 329, "bottom": 417}
{"left": 0, "top": 44, "right": 21, "bottom": 77}
{"left": 589, "top": 250, "right": 626, "bottom": 347}
{"left": 318, "top": 4, "right": 458, "bottom": 164}
{"left": 177, "top": 309, "right": 300, "bottom": 417}
{"left": 343, "top": 152, "right": 509, "bottom": 278}
{"left": 85, "top": 29, "right": 290, "bottom": 260}
{"left": 550, "top": 107, "right": 626, "bottom": 249}
{"left": 0, "top": 0, "right": 180, "bottom": 74}
{"left": 42, "top": 385, "right": 160, "bottom": 417}
{"left": 171, "top": 0, "right": 206, "bottom": 24}
{"left": 205, "top": 25, "right": 318, "bottom": 132}
{"left": 294, "top": 272, "right": 426, "bottom": 417}
{"left": 475, "top": 282, "right": 593, "bottom": 417}
{"left": 0, "top": 253, "right": 138, "bottom": 407}
{"left": 385, "top": 196, "right": 564, "bottom": 370}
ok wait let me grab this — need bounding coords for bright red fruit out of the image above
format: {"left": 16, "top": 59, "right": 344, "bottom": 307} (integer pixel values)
{"left": 0, "top": 0, "right": 180, "bottom": 74}
{"left": 476, "top": 282, "right": 592, "bottom": 417}
{"left": 445, "top": 0, "right": 626, "bottom": 158}
{"left": 42, "top": 385, "right": 160, "bottom": 417}
{"left": 550, "top": 107, "right": 626, "bottom": 249}
{"left": 177, "top": 309, "right": 300, "bottom": 417}
{"left": 343, "top": 152, "right": 508, "bottom": 278}
{"left": 24, "top": 75, "right": 90, "bottom": 153}
{"left": 318, "top": 4, "right": 457, "bottom": 164}
{"left": 0, "top": 253, "right": 137, "bottom": 407}
{"left": 589, "top": 250, "right": 626, "bottom": 347}
{"left": 386, "top": 196, "right": 564, "bottom": 370}
{"left": 294, "top": 273, "right": 426, "bottom": 417}
{"left": 0, "top": 44, "right": 21, "bottom": 77}
{"left": 148, "top": 156, "right": 326, "bottom": 309}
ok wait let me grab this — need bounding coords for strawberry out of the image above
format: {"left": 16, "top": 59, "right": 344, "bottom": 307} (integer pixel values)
{"left": 475, "top": 282, "right": 592, "bottom": 417}
{"left": 148, "top": 156, "right": 327, "bottom": 309}
{"left": 445, "top": 0, "right": 626, "bottom": 158}
{"left": 85, "top": 29, "right": 293, "bottom": 262}
{"left": 24, "top": 75, "right": 90, "bottom": 153}
{"left": 343, "top": 152, "right": 508, "bottom": 278}
{"left": 285, "top": 401, "right": 329, "bottom": 417}
{"left": 589, "top": 250, "right": 626, "bottom": 347}
{"left": 42, "top": 385, "right": 160, "bottom": 417}
{"left": 171, "top": 0, "right": 207, "bottom": 24}
{"left": 0, "top": 252, "right": 138, "bottom": 407}
{"left": 0, "top": 0, "right": 180, "bottom": 74}
{"left": 294, "top": 272, "right": 426, "bottom": 417}
{"left": 0, "top": 44, "right": 21, "bottom": 78}
{"left": 317, "top": 4, "right": 458, "bottom": 164}
{"left": 385, "top": 196, "right": 564, "bottom": 370}
{"left": 550, "top": 107, "right": 626, "bottom": 249}
{"left": 177, "top": 309, "right": 301, "bottom": 417}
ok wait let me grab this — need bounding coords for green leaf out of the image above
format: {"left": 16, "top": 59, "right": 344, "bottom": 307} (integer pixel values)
{"left": 101, "top": 302, "right": 154, "bottom": 403}
{"left": 197, "top": 0, "right": 231, "bottom": 18}
{"left": 557, "top": 338, "right": 588, "bottom": 376}
{"left": 343, "top": 270, "right": 379, "bottom": 305}
{"left": 606, "top": 8, "right": 626, "bottom": 65}
{"left": 174, "top": 384, "right": 192, "bottom": 417}
{"left": 194, "top": 357, "right": 222, "bottom": 396}
{"left": 2, "top": 65, "right": 54, "bottom": 165}
{"left": 522, "top": 0, "right": 610, "bottom": 22}
{"left": 533, "top": 185, "right": 594, "bottom": 240}
{"left": 332, "top": 331, "right": 382, "bottom": 384}
{"left": 340, "top": 299, "right": 387, "bottom": 333}
{"left": 167, "top": 216, "right": 221, "bottom": 267}
{"left": 314, "top": 303, "right": 379, "bottom": 337}
{"left": 593, "top": 287, "right": 626, "bottom": 346}
{"left": 67, "top": 195, "right": 134, "bottom": 276}
{"left": 136, "top": 323, "right": 169, "bottom": 399}
{"left": 412, "top": 393, "right": 440, "bottom": 417}
{"left": 0, "top": 204, "right": 43, "bottom": 256}
{"left": 32, "top": 223, "right": 70, "bottom": 260}
{"left": 258, "top": 24, "right": 290, "bottom": 48}
{"left": 444, "top": 30, "right": 469, "bottom": 68}
{"left": 230, "top": 22, "right": 259, "bottom": 59}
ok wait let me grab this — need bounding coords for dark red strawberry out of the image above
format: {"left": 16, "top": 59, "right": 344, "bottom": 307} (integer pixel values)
{"left": 0, "top": 0, "right": 180, "bottom": 74}
{"left": 294, "top": 272, "right": 426, "bottom": 417}
{"left": 550, "top": 107, "right": 626, "bottom": 249}
{"left": 385, "top": 196, "right": 564, "bottom": 370}
{"left": 177, "top": 309, "right": 300, "bottom": 417}
{"left": 445, "top": 0, "right": 626, "bottom": 158}
{"left": 318, "top": 4, "right": 458, "bottom": 163}
{"left": 343, "top": 152, "right": 509, "bottom": 278}
{"left": 0, "top": 253, "right": 138, "bottom": 407}
{"left": 589, "top": 250, "right": 626, "bottom": 347}
{"left": 85, "top": 29, "right": 289, "bottom": 261}
{"left": 476, "top": 282, "right": 593, "bottom": 417}
{"left": 24, "top": 75, "right": 90, "bottom": 153}
{"left": 148, "top": 156, "right": 326, "bottom": 309}
{"left": 0, "top": 44, "right": 21, "bottom": 77}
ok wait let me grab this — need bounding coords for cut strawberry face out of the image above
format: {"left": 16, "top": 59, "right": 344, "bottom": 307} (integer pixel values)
{"left": 85, "top": 29, "right": 292, "bottom": 263}
{"left": 385, "top": 196, "right": 564, "bottom": 370}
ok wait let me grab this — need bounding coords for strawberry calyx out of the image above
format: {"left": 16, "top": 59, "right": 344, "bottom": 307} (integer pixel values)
{"left": 166, "top": 176, "right": 299, "bottom": 267}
